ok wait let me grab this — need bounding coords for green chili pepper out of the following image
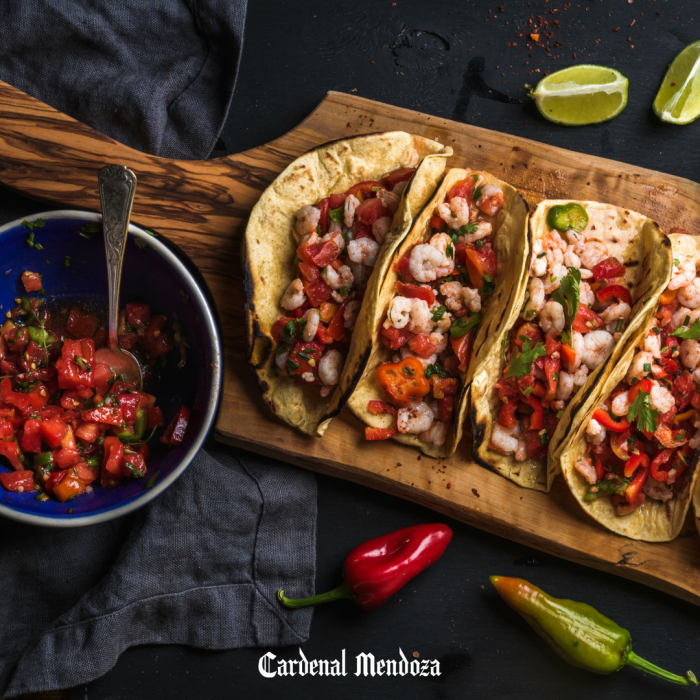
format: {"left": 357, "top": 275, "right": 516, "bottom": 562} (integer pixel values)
{"left": 547, "top": 203, "right": 589, "bottom": 233}
{"left": 34, "top": 451, "right": 54, "bottom": 467}
{"left": 115, "top": 409, "right": 147, "bottom": 443}
{"left": 27, "top": 327, "right": 55, "bottom": 345}
{"left": 85, "top": 457, "right": 101, "bottom": 468}
{"left": 490, "top": 576, "right": 697, "bottom": 685}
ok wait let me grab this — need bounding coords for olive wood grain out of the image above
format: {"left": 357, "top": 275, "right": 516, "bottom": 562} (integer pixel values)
{"left": 0, "top": 80, "right": 699, "bottom": 604}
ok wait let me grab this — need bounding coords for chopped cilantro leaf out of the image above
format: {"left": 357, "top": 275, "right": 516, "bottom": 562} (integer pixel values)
{"left": 506, "top": 338, "right": 547, "bottom": 379}
{"left": 671, "top": 319, "right": 700, "bottom": 340}
{"left": 627, "top": 389, "right": 658, "bottom": 433}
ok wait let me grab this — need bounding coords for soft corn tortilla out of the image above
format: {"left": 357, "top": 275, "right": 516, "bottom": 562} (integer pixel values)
{"left": 560, "top": 233, "right": 698, "bottom": 542}
{"left": 471, "top": 200, "right": 672, "bottom": 492}
{"left": 346, "top": 169, "right": 529, "bottom": 458}
{"left": 245, "top": 132, "right": 451, "bottom": 436}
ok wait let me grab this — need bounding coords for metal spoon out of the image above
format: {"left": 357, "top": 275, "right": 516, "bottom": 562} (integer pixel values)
{"left": 95, "top": 164, "right": 143, "bottom": 388}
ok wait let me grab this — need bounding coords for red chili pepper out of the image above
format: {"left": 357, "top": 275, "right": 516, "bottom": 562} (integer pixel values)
{"left": 277, "top": 524, "right": 452, "bottom": 611}
{"left": 592, "top": 408, "right": 630, "bottom": 433}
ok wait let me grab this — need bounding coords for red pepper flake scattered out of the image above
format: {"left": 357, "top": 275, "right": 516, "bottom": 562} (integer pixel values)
{"left": 472, "top": 488, "right": 480, "bottom": 497}
{"left": 530, "top": 33, "right": 540, "bottom": 41}
{"left": 413, "top": 651, "right": 420, "bottom": 658}
{"left": 630, "top": 19, "right": 636, "bottom": 26}
{"left": 630, "top": 45, "right": 634, "bottom": 49}
{"left": 499, "top": 4, "right": 504, "bottom": 10}
{"left": 612, "top": 26, "right": 620, "bottom": 32}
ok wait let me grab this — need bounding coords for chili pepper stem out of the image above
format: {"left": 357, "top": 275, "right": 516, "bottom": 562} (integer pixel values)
{"left": 277, "top": 581, "right": 355, "bottom": 609}
{"left": 626, "top": 651, "right": 697, "bottom": 686}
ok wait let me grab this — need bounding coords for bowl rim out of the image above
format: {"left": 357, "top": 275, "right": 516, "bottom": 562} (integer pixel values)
{"left": 0, "top": 210, "right": 222, "bottom": 528}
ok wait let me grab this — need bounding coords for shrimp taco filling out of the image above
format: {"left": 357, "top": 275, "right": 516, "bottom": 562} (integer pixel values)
{"left": 364, "top": 174, "right": 504, "bottom": 446}
{"left": 490, "top": 202, "right": 634, "bottom": 462}
{"left": 578, "top": 232, "right": 700, "bottom": 515}
{"left": 271, "top": 164, "right": 420, "bottom": 396}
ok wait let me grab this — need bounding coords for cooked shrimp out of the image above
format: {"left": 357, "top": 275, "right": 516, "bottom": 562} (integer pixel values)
{"left": 643, "top": 478, "right": 674, "bottom": 502}
{"left": 539, "top": 300, "right": 566, "bottom": 336}
{"left": 543, "top": 263, "right": 569, "bottom": 294}
{"left": 409, "top": 243, "right": 454, "bottom": 283}
{"left": 582, "top": 330, "right": 615, "bottom": 370}
{"left": 438, "top": 196, "right": 471, "bottom": 229}
{"left": 543, "top": 231, "right": 567, "bottom": 253}
{"left": 318, "top": 349, "right": 343, "bottom": 386}
{"left": 397, "top": 400, "right": 435, "bottom": 434}
{"left": 301, "top": 372, "right": 315, "bottom": 383}
{"left": 406, "top": 299, "right": 433, "bottom": 334}
{"left": 429, "top": 331, "right": 449, "bottom": 354}
{"left": 440, "top": 281, "right": 465, "bottom": 312}
{"left": 571, "top": 364, "right": 589, "bottom": 386}
{"left": 690, "top": 429, "right": 700, "bottom": 450}
{"left": 321, "top": 229, "right": 345, "bottom": 251}
{"left": 378, "top": 188, "right": 400, "bottom": 215}
{"left": 275, "top": 349, "right": 289, "bottom": 371}
{"left": 293, "top": 205, "right": 321, "bottom": 243}
{"left": 555, "top": 371, "right": 574, "bottom": 401}
{"left": 601, "top": 301, "right": 631, "bottom": 331}
{"left": 420, "top": 420, "right": 448, "bottom": 446}
{"left": 546, "top": 246, "right": 564, "bottom": 269}
{"left": 490, "top": 423, "right": 519, "bottom": 455}
{"left": 404, "top": 147, "right": 419, "bottom": 168}
{"left": 348, "top": 237, "right": 380, "bottom": 266}
{"left": 429, "top": 232, "right": 453, "bottom": 255}
{"left": 579, "top": 282, "right": 596, "bottom": 308}
{"left": 649, "top": 383, "right": 675, "bottom": 414}
{"left": 563, "top": 245, "right": 582, "bottom": 270}
{"left": 459, "top": 221, "right": 493, "bottom": 244}
{"left": 669, "top": 306, "right": 700, "bottom": 332}
{"left": 611, "top": 392, "right": 631, "bottom": 417}
{"left": 677, "top": 278, "right": 700, "bottom": 309}
{"left": 344, "top": 194, "right": 361, "bottom": 229}
{"left": 530, "top": 239, "right": 547, "bottom": 277}
{"left": 642, "top": 332, "right": 661, "bottom": 355}
{"left": 302, "top": 308, "right": 320, "bottom": 342}
{"left": 586, "top": 418, "right": 606, "bottom": 446}
{"left": 521, "top": 277, "right": 546, "bottom": 320}
{"left": 576, "top": 240, "right": 608, "bottom": 270}
{"left": 626, "top": 350, "right": 654, "bottom": 383}
{"left": 563, "top": 332, "right": 584, "bottom": 371}
{"left": 321, "top": 264, "right": 354, "bottom": 291}
{"left": 388, "top": 296, "right": 412, "bottom": 329}
{"left": 680, "top": 338, "right": 700, "bottom": 370}
{"left": 462, "top": 287, "right": 482, "bottom": 313}
{"left": 475, "top": 184, "right": 505, "bottom": 216}
{"left": 280, "top": 278, "right": 306, "bottom": 310}
{"left": 346, "top": 261, "right": 367, "bottom": 290}
{"left": 343, "top": 300, "right": 361, "bottom": 331}
{"left": 372, "top": 216, "right": 392, "bottom": 245}
{"left": 575, "top": 456, "right": 598, "bottom": 484}
{"left": 668, "top": 257, "right": 696, "bottom": 291}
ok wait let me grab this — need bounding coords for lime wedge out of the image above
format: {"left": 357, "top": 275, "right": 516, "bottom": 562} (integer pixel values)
{"left": 530, "top": 65, "right": 628, "bottom": 126}
{"left": 653, "top": 40, "right": 700, "bottom": 125}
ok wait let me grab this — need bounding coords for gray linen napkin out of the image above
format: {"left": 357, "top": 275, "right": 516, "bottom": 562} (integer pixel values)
{"left": 0, "top": 1, "right": 318, "bottom": 697}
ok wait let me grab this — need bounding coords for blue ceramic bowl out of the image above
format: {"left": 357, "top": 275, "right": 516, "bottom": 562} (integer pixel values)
{"left": 0, "top": 211, "right": 221, "bottom": 527}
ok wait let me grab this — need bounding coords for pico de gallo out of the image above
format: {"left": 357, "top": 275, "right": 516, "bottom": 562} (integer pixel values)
{"left": 0, "top": 270, "right": 189, "bottom": 503}
{"left": 273, "top": 162, "right": 420, "bottom": 397}
{"left": 365, "top": 173, "right": 505, "bottom": 447}
{"left": 490, "top": 203, "right": 634, "bottom": 463}
{"left": 578, "top": 231, "right": 700, "bottom": 515}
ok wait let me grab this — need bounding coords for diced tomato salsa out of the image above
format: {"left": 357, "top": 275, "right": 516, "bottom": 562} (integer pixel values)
{"left": 0, "top": 273, "right": 191, "bottom": 503}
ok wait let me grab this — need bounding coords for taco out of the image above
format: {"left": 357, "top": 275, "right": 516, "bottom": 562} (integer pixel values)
{"left": 471, "top": 200, "right": 671, "bottom": 492}
{"left": 346, "top": 169, "right": 529, "bottom": 458}
{"left": 560, "top": 231, "right": 700, "bottom": 542}
{"left": 245, "top": 132, "right": 451, "bottom": 436}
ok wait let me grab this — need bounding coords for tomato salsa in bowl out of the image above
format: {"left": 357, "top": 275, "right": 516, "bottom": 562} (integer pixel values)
{"left": 0, "top": 211, "right": 221, "bottom": 526}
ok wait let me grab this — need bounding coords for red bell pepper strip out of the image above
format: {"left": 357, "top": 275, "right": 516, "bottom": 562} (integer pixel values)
{"left": 277, "top": 524, "right": 453, "bottom": 610}
{"left": 592, "top": 409, "right": 630, "bottom": 432}
{"left": 364, "top": 425, "right": 398, "bottom": 441}
{"left": 624, "top": 452, "right": 650, "bottom": 478}
{"left": 395, "top": 281, "right": 436, "bottom": 305}
{"left": 650, "top": 448, "right": 674, "bottom": 483}
{"left": 102, "top": 436, "right": 124, "bottom": 479}
{"left": 521, "top": 394, "right": 544, "bottom": 430}
{"left": 367, "top": 400, "right": 398, "bottom": 415}
{"left": 161, "top": 407, "right": 191, "bottom": 446}
{"left": 81, "top": 406, "right": 124, "bottom": 426}
{"left": 626, "top": 466, "right": 649, "bottom": 504}
{"left": 498, "top": 400, "right": 519, "bottom": 429}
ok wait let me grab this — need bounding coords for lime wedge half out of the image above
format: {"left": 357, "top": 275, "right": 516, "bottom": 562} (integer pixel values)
{"left": 653, "top": 40, "right": 700, "bottom": 125}
{"left": 530, "top": 65, "right": 628, "bottom": 126}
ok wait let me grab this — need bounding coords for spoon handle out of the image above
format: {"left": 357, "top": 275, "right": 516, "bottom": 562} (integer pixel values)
{"left": 98, "top": 165, "right": 137, "bottom": 351}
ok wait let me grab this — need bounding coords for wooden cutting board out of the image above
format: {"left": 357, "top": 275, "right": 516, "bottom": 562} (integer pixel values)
{"left": 1, "top": 80, "right": 699, "bottom": 604}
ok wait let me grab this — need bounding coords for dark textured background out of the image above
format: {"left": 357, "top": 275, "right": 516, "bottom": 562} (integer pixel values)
{"left": 14, "top": 0, "right": 700, "bottom": 697}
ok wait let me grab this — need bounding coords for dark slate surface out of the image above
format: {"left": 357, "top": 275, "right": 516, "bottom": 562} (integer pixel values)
{"left": 49, "top": 0, "right": 700, "bottom": 696}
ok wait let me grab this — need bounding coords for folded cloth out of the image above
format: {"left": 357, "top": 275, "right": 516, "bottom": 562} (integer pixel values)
{"left": 0, "top": 444, "right": 317, "bottom": 698}
{"left": 0, "top": 1, "right": 318, "bottom": 697}
{"left": 0, "top": 0, "right": 248, "bottom": 159}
